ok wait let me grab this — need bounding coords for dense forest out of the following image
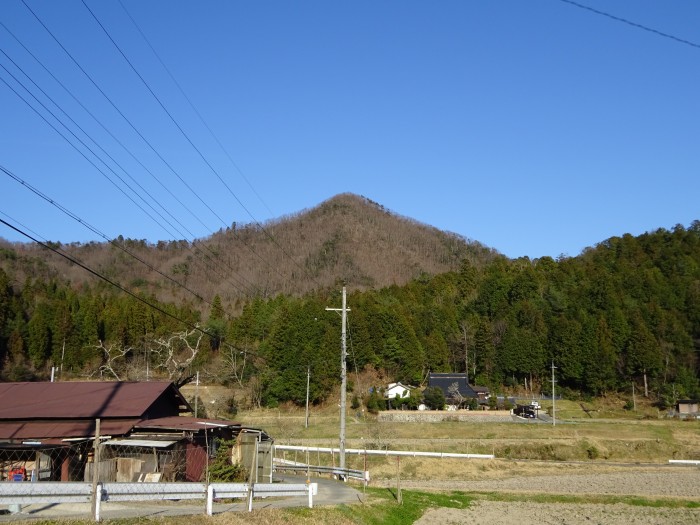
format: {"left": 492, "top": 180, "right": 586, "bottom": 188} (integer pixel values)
{"left": 1, "top": 213, "right": 699, "bottom": 408}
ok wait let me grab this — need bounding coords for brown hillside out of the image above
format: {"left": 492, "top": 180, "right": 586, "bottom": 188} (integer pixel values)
{"left": 0, "top": 193, "right": 496, "bottom": 308}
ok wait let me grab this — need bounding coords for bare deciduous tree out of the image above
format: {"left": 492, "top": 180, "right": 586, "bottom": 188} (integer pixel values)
{"left": 221, "top": 344, "right": 249, "bottom": 387}
{"left": 93, "top": 340, "right": 132, "bottom": 381}
{"left": 447, "top": 381, "right": 465, "bottom": 409}
{"left": 151, "top": 327, "right": 204, "bottom": 387}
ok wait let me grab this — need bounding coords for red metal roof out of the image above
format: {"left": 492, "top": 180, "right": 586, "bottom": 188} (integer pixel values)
{"left": 0, "top": 381, "right": 187, "bottom": 419}
{"left": 0, "top": 419, "right": 140, "bottom": 440}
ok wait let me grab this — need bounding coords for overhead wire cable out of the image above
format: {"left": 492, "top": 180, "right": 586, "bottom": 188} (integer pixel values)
{"left": 19, "top": 0, "right": 229, "bottom": 229}
{"left": 0, "top": 213, "right": 268, "bottom": 365}
{"left": 0, "top": 47, "right": 192, "bottom": 240}
{"left": 0, "top": 20, "right": 217, "bottom": 236}
{"left": 0, "top": 48, "right": 256, "bottom": 297}
{"left": 555, "top": 0, "right": 700, "bottom": 50}
{"left": 81, "top": 0, "right": 292, "bottom": 286}
{"left": 0, "top": 66, "right": 180, "bottom": 241}
{"left": 81, "top": 0, "right": 324, "bottom": 290}
{"left": 3, "top": 14, "right": 260, "bottom": 296}
{"left": 116, "top": 0, "right": 275, "bottom": 218}
{"left": 21, "top": 0, "right": 279, "bottom": 290}
{"left": 0, "top": 163, "right": 219, "bottom": 305}
{"left": 0, "top": 215, "right": 218, "bottom": 337}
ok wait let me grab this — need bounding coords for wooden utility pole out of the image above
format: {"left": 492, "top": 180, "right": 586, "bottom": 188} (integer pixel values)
{"left": 305, "top": 366, "right": 310, "bottom": 429}
{"left": 551, "top": 362, "right": 557, "bottom": 427}
{"left": 326, "top": 286, "right": 350, "bottom": 475}
{"left": 91, "top": 418, "right": 101, "bottom": 520}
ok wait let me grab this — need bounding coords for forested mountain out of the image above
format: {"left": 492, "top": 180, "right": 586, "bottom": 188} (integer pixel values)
{"left": 0, "top": 193, "right": 493, "bottom": 308}
{"left": 0, "top": 195, "right": 698, "bottom": 407}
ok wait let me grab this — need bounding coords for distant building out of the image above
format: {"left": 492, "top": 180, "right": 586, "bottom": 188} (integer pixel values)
{"left": 427, "top": 373, "right": 489, "bottom": 407}
{"left": 677, "top": 399, "right": 699, "bottom": 416}
{"left": 384, "top": 382, "right": 413, "bottom": 400}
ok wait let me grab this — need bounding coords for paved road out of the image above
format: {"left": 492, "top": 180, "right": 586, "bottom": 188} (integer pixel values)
{"left": 0, "top": 476, "right": 365, "bottom": 521}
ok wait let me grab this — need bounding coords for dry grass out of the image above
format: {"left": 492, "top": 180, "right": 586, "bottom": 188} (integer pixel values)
{"left": 145, "top": 508, "right": 359, "bottom": 525}
{"left": 186, "top": 385, "right": 699, "bottom": 473}
{"left": 234, "top": 397, "right": 700, "bottom": 472}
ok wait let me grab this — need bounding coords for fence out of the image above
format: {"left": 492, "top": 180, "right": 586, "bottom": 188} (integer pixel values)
{"left": 0, "top": 444, "right": 90, "bottom": 482}
{"left": 0, "top": 480, "right": 318, "bottom": 520}
{"left": 0, "top": 443, "right": 195, "bottom": 483}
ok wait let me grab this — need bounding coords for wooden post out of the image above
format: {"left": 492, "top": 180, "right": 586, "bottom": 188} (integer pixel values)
{"left": 91, "top": 418, "right": 101, "bottom": 521}
{"left": 396, "top": 456, "right": 402, "bottom": 504}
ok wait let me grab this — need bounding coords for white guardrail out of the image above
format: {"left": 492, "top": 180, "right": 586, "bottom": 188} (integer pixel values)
{"left": 0, "top": 481, "right": 318, "bottom": 520}
{"left": 275, "top": 444, "right": 495, "bottom": 460}
{"left": 274, "top": 460, "right": 369, "bottom": 483}
{"left": 668, "top": 459, "right": 700, "bottom": 466}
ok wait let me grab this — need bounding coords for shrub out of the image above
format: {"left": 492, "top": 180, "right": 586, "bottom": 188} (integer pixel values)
{"left": 208, "top": 439, "right": 246, "bottom": 482}
{"left": 366, "top": 390, "right": 386, "bottom": 414}
{"left": 423, "top": 387, "right": 445, "bottom": 410}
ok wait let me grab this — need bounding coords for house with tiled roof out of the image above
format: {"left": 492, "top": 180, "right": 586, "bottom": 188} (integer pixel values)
{"left": 427, "top": 373, "right": 489, "bottom": 407}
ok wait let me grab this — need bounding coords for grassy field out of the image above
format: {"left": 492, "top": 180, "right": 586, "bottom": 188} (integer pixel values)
{"left": 232, "top": 397, "right": 699, "bottom": 475}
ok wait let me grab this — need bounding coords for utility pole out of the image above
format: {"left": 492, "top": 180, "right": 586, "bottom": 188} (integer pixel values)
{"left": 326, "top": 286, "right": 350, "bottom": 474}
{"left": 305, "top": 366, "right": 310, "bottom": 429}
{"left": 195, "top": 371, "right": 200, "bottom": 418}
{"left": 551, "top": 361, "right": 557, "bottom": 427}
{"left": 60, "top": 340, "right": 65, "bottom": 380}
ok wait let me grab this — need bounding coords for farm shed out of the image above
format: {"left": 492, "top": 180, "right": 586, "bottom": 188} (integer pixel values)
{"left": 677, "top": 400, "right": 698, "bottom": 415}
{"left": 0, "top": 381, "right": 270, "bottom": 482}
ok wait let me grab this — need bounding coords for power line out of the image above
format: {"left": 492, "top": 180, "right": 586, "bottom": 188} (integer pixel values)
{"left": 0, "top": 47, "right": 190, "bottom": 240}
{"left": 81, "top": 0, "right": 257, "bottom": 228}
{"left": 1, "top": 21, "right": 260, "bottom": 296}
{"left": 0, "top": 63, "right": 256, "bottom": 297}
{"left": 556, "top": 0, "right": 700, "bottom": 50}
{"left": 0, "top": 215, "right": 208, "bottom": 335}
{"left": 80, "top": 0, "right": 302, "bottom": 288}
{"left": 0, "top": 20, "right": 218, "bottom": 237}
{"left": 0, "top": 163, "right": 213, "bottom": 306}
{"left": 0, "top": 67, "right": 179, "bottom": 240}
{"left": 18, "top": 0, "right": 322, "bottom": 293}
{"left": 19, "top": 0, "right": 229, "bottom": 229}
{"left": 116, "top": 0, "right": 276, "bottom": 219}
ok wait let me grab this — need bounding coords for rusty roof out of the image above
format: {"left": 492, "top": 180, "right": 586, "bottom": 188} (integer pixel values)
{"left": 0, "top": 419, "right": 140, "bottom": 440}
{"left": 0, "top": 381, "right": 189, "bottom": 419}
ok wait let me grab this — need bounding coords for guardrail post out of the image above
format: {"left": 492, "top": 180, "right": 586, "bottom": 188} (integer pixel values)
{"left": 247, "top": 484, "right": 254, "bottom": 512}
{"left": 93, "top": 483, "right": 102, "bottom": 522}
{"left": 206, "top": 485, "right": 214, "bottom": 516}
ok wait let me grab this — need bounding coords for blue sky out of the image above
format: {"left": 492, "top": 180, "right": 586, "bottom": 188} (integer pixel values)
{"left": 1, "top": 0, "right": 698, "bottom": 259}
